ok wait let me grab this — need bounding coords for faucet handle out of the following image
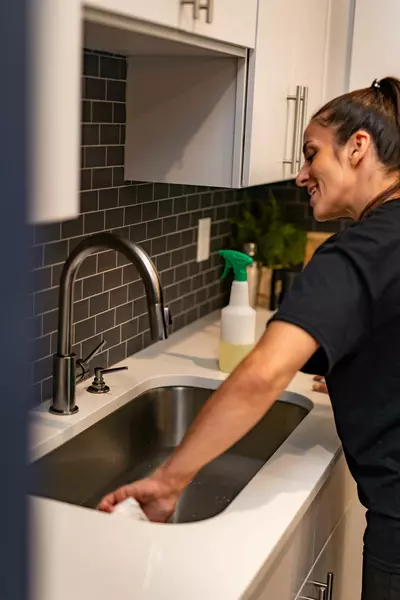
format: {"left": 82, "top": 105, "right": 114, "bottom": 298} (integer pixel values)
{"left": 87, "top": 365, "right": 128, "bottom": 394}
{"left": 95, "top": 366, "right": 128, "bottom": 377}
{"left": 83, "top": 339, "right": 107, "bottom": 364}
{"left": 76, "top": 339, "right": 106, "bottom": 382}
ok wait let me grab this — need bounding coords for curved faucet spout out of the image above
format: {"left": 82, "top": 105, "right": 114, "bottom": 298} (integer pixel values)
{"left": 51, "top": 232, "right": 170, "bottom": 415}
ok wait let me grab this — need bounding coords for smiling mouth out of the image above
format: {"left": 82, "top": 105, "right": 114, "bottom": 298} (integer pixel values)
{"left": 308, "top": 185, "right": 318, "bottom": 205}
{"left": 308, "top": 185, "right": 318, "bottom": 196}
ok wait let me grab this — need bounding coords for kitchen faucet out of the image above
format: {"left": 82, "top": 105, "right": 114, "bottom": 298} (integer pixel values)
{"left": 50, "top": 232, "right": 171, "bottom": 415}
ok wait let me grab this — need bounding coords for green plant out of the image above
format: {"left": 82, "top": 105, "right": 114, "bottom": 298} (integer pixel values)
{"left": 230, "top": 192, "right": 306, "bottom": 269}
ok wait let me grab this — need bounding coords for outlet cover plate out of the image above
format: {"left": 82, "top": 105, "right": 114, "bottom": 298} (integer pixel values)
{"left": 197, "top": 217, "right": 211, "bottom": 262}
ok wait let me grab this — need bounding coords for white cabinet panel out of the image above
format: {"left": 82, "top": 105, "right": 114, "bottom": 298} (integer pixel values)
{"left": 246, "top": 456, "right": 360, "bottom": 600}
{"left": 193, "top": 0, "right": 258, "bottom": 48}
{"left": 242, "top": 0, "right": 298, "bottom": 187}
{"left": 294, "top": 0, "right": 330, "bottom": 121}
{"left": 324, "top": 0, "right": 355, "bottom": 100}
{"left": 350, "top": 0, "right": 400, "bottom": 90}
{"left": 29, "top": 0, "right": 82, "bottom": 222}
{"left": 299, "top": 499, "right": 366, "bottom": 600}
{"left": 246, "top": 500, "right": 318, "bottom": 600}
{"left": 313, "top": 453, "right": 356, "bottom": 559}
{"left": 125, "top": 56, "right": 246, "bottom": 188}
{"left": 243, "top": 0, "right": 331, "bottom": 187}
{"left": 84, "top": 0, "right": 180, "bottom": 30}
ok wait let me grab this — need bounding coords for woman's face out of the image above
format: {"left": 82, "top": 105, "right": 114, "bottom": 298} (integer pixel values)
{"left": 296, "top": 121, "right": 357, "bottom": 221}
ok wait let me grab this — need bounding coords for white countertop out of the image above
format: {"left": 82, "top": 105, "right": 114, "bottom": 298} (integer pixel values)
{"left": 30, "top": 309, "right": 340, "bottom": 600}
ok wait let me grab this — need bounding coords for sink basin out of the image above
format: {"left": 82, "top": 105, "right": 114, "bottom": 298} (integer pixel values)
{"left": 30, "top": 386, "right": 311, "bottom": 523}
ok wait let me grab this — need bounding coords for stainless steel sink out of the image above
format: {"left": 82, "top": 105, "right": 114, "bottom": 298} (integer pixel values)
{"left": 30, "top": 386, "right": 311, "bottom": 523}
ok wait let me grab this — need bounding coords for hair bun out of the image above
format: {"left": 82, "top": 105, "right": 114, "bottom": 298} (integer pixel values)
{"left": 372, "top": 79, "right": 381, "bottom": 91}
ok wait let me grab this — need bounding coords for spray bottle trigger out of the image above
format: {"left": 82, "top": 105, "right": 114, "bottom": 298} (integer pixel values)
{"left": 221, "top": 262, "right": 231, "bottom": 279}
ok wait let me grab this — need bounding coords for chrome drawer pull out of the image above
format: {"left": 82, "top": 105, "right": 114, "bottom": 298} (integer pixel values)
{"left": 299, "top": 572, "right": 334, "bottom": 600}
{"left": 283, "top": 85, "right": 303, "bottom": 174}
{"left": 180, "top": 0, "right": 213, "bottom": 23}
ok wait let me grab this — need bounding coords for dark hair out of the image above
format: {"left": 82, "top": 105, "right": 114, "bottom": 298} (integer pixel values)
{"left": 313, "top": 77, "right": 400, "bottom": 217}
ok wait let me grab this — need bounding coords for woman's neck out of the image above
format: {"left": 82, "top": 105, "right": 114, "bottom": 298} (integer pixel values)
{"left": 350, "top": 172, "right": 400, "bottom": 219}
{"left": 358, "top": 176, "right": 400, "bottom": 219}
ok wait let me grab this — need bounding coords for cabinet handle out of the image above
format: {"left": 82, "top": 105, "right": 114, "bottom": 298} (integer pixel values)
{"left": 327, "top": 572, "right": 334, "bottom": 600}
{"left": 180, "top": 0, "right": 201, "bottom": 20}
{"left": 201, "top": 0, "right": 214, "bottom": 23}
{"left": 297, "top": 85, "right": 309, "bottom": 170}
{"left": 180, "top": 0, "right": 213, "bottom": 22}
{"left": 301, "top": 572, "right": 333, "bottom": 600}
{"left": 283, "top": 85, "right": 303, "bottom": 175}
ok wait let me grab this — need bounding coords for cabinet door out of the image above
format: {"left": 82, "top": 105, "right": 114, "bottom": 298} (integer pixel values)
{"left": 298, "top": 498, "right": 366, "bottom": 600}
{"left": 324, "top": 0, "right": 355, "bottom": 100}
{"left": 193, "top": 0, "right": 258, "bottom": 48}
{"left": 242, "top": 0, "right": 331, "bottom": 188}
{"left": 293, "top": 0, "right": 331, "bottom": 138}
{"left": 84, "top": 0, "right": 181, "bottom": 30}
{"left": 29, "top": 0, "right": 81, "bottom": 222}
{"left": 242, "top": 0, "right": 299, "bottom": 187}
{"left": 350, "top": 0, "right": 400, "bottom": 90}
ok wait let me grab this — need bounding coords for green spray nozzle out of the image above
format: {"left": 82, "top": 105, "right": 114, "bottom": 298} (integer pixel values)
{"left": 219, "top": 249, "right": 253, "bottom": 282}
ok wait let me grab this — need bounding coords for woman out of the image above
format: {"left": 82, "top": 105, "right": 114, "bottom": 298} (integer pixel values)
{"left": 99, "top": 77, "right": 400, "bottom": 599}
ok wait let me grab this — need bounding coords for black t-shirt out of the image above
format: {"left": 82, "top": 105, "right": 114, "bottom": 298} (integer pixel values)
{"left": 271, "top": 199, "right": 400, "bottom": 568}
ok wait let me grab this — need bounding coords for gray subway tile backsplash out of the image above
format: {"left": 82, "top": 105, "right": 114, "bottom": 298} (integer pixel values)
{"left": 82, "top": 273, "right": 103, "bottom": 298}
{"left": 107, "top": 80, "right": 126, "bottom": 102}
{"left": 80, "top": 190, "right": 98, "bottom": 213}
{"left": 89, "top": 291, "right": 110, "bottom": 316}
{"left": 92, "top": 101, "right": 113, "bottom": 124}
{"left": 82, "top": 125, "right": 99, "bottom": 146}
{"left": 99, "top": 55, "right": 123, "bottom": 79}
{"left": 83, "top": 53, "right": 99, "bottom": 77}
{"left": 84, "top": 77, "right": 106, "bottom": 101}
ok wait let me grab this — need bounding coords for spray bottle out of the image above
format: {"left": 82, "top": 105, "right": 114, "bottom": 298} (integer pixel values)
{"left": 218, "top": 250, "right": 256, "bottom": 373}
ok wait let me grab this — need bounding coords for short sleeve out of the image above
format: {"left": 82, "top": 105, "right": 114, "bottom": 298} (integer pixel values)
{"left": 269, "top": 233, "right": 372, "bottom": 374}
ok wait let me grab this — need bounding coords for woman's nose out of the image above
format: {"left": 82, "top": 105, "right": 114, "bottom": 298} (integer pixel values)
{"left": 296, "top": 162, "right": 309, "bottom": 187}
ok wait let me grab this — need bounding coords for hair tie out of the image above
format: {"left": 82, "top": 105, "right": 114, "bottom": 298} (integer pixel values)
{"left": 372, "top": 79, "right": 381, "bottom": 91}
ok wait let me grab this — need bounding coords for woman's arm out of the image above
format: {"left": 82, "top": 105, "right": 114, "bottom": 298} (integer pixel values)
{"left": 98, "top": 321, "right": 319, "bottom": 521}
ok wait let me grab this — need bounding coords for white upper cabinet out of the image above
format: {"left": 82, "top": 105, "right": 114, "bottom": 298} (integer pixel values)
{"left": 30, "top": 0, "right": 356, "bottom": 221}
{"left": 324, "top": 0, "right": 355, "bottom": 100}
{"left": 350, "top": 0, "right": 400, "bottom": 90}
{"left": 84, "top": 0, "right": 181, "bottom": 30}
{"left": 29, "top": 0, "right": 82, "bottom": 223}
{"left": 242, "top": 0, "right": 298, "bottom": 187}
{"left": 125, "top": 0, "right": 341, "bottom": 190}
{"left": 84, "top": 0, "right": 257, "bottom": 47}
{"left": 242, "top": 0, "right": 331, "bottom": 187}
{"left": 192, "top": 0, "right": 258, "bottom": 48}
{"left": 294, "top": 0, "right": 330, "bottom": 123}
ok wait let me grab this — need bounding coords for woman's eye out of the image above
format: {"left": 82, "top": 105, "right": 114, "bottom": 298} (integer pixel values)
{"left": 306, "top": 152, "right": 316, "bottom": 163}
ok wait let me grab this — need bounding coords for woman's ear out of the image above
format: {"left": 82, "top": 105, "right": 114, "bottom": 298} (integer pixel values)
{"left": 348, "top": 130, "right": 372, "bottom": 167}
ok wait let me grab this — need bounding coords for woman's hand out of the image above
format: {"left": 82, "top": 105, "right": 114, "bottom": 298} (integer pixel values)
{"left": 312, "top": 375, "right": 329, "bottom": 394}
{"left": 97, "top": 472, "right": 181, "bottom": 523}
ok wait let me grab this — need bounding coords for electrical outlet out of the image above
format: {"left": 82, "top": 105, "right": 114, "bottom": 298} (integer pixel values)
{"left": 196, "top": 217, "right": 211, "bottom": 262}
